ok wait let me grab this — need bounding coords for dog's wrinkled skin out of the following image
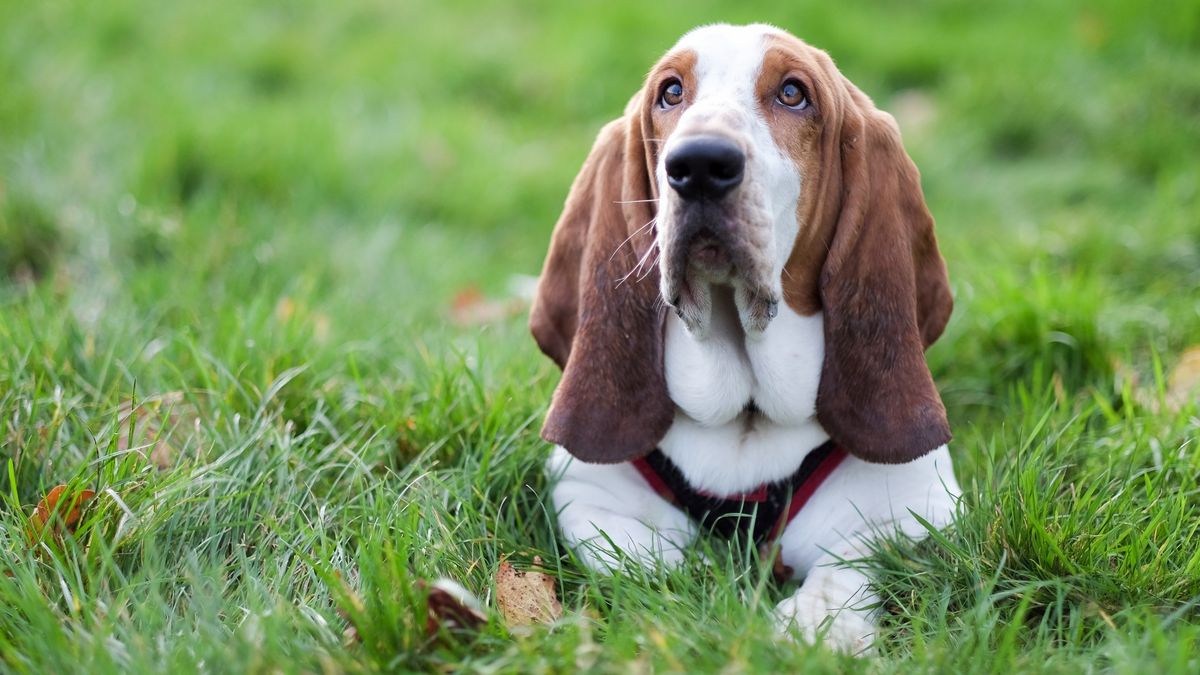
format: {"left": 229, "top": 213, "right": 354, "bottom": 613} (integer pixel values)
{"left": 531, "top": 23, "right": 961, "bottom": 654}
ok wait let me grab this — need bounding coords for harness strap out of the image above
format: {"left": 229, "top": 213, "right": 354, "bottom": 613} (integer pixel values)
{"left": 769, "top": 444, "right": 848, "bottom": 540}
{"left": 631, "top": 441, "right": 848, "bottom": 544}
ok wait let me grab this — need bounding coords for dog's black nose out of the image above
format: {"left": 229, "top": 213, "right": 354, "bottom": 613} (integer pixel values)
{"left": 665, "top": 136, "right": 745, "bottom": 201}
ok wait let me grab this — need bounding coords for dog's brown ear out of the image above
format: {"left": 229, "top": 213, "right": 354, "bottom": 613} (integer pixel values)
{"left": 815, "top": 81, "right": 954, "bottom": 464}
{"left": 529, "top": 96, "right": 672, "bottom": 463}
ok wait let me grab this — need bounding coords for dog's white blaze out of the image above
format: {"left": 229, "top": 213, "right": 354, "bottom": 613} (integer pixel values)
{"left": 654, "top": 24, "right": 821, "bottom": 495}
{"left": 657, "top": 23, "right": 803, "bottom": 288}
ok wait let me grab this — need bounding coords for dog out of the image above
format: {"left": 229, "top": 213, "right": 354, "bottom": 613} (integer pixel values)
{"left": 529, "top": 23, "right": 960, "bottom": 653}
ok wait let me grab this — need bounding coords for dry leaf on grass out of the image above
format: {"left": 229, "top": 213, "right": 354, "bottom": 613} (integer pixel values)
{"left": 423, "top": 578, "right": 488, "bottom": 635}
{"left": 1166, "top": 346, "right": 1200, "bottom": 411}
{"left": 495, "top": 556, "right": 562, "bottom": 628}
{"left": 338, "top": 575, "right": 487, "bottom": 645}
{"left": 27, "top": 485, "right": 96, "bottom": 546}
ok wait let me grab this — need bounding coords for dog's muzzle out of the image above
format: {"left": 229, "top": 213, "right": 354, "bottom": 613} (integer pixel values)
{"left": 660, "top": 134, "right": 777, "bottom": 334}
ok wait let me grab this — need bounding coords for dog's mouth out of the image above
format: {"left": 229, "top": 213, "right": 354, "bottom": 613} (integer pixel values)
{"left": 686, "top": 230, "right": 733, "bottom": 276}
{"left": 660, "top": 207, "right": 779, "bottom": 336}
{"left": 663, "top": 203, "right": 741, "bottom": 279}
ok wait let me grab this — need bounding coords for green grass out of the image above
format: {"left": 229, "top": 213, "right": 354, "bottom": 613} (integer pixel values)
{"left": 2, "top": 0, "right": 1199, "bottom": 671}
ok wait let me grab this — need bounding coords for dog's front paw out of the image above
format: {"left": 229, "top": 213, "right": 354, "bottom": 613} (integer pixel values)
{"left": 774, "top": 589, "right": 876, "bottom": 656}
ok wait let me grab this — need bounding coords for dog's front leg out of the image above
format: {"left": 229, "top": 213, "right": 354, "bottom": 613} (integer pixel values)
{"left": 547, "top": 447, "right": 697, "bottom": 572}
{"left": 773, "top": 542, "right": 878, "bottom": 655}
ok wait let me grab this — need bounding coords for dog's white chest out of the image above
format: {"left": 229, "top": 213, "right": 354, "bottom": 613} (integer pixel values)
{"left": 663, "top": 292, "right": 824, "bottom": 428}
{"left": 659, "top": 292, "right": 829, "bottom": 494}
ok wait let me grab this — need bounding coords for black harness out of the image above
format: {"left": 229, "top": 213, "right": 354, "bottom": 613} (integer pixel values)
{"left": 631, "top": 441, "right": 847, "bottom": 544}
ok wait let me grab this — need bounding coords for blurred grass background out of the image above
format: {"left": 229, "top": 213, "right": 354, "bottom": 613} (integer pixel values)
{"left": 2, "top": 0, "right": 1199, "bottom": 672}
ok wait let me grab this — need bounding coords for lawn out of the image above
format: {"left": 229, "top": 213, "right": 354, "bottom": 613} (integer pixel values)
{"left": 2, "top": 0, "right": 1199, "bottom": 671}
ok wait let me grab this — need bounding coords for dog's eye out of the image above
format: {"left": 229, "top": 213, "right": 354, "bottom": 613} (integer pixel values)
{"left": 777, "top": 79, "right": 809, "bottom": 110}
{"left": 660, "top": 79, "right": 684, "bottom": 109}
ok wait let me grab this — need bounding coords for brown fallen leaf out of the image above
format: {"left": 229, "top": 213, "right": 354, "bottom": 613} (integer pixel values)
{"left": 495, "top": 556, "right": 562, "bottom": 628}
{"left": 1166, "top": 346, "right": 1200, "bottom": 411}
{"left": 338, "top": 576, "right": 487, "bottom": 645}
{"left": 27, "top": 485, "right": 96, "bottom": 545}
{"left": 423, "top": 578, "right": 488, "bottom": 635}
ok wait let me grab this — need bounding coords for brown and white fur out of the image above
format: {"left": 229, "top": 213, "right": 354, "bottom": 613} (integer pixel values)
{"left": 530, "top": 24, "right": 960, "bottom": 654}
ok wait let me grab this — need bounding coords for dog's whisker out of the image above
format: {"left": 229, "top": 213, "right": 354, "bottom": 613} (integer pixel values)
{"left": 615, "top": 250, "right": 648, "bottom": 288}
{"left": 614, "top": 240, "right": 660, "bottom": 289}
{"left": 633, "top": 239, "right": 659, "bottom": 273}
{"left": 635, "top": 251, "right": 661, "bottom": 283}
{"left": 608, "top": 217, "right": 657, "bottom": 262}
{"left": 637, "top": 243, "right": 659, "bottom": 270}
{"left": 614, "top": 265, "right": 639, "bottom": 288}
{"left": 633, "top": 253, "right": 662, "bottom": 284}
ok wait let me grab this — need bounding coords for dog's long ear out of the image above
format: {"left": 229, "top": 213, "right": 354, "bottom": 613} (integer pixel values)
{"left": 529, "top": 93, "right": 672, "bottom": 463}
{"left": 815, "top": 81, "right": 954, "bottom": 464}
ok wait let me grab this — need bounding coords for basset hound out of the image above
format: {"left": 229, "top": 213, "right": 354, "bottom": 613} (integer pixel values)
{"left": 530, "top": 23, "right": 961, "bottom": 653}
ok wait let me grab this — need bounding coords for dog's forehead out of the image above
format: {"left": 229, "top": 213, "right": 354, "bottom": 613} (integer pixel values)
{"left": 669, "top": 24, "right": 782, "bottom": 90}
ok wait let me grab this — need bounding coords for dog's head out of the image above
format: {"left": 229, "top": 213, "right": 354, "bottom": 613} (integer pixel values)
{"left": 531, "top": 24, "right": 952, "bottom": 465}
